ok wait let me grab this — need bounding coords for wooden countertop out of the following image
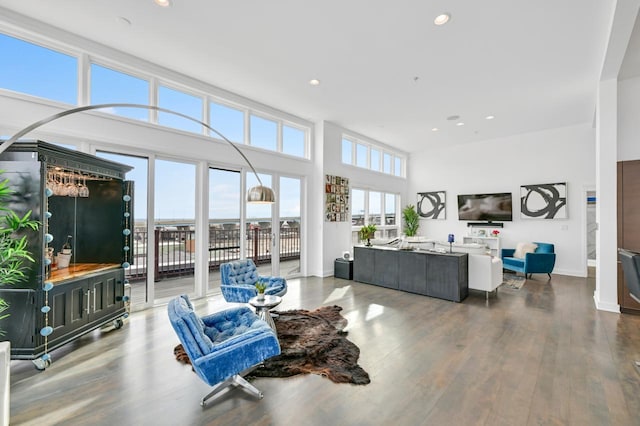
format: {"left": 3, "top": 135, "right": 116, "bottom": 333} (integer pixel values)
{"left": 49, "top": 263, "right": 120, "bottom": 284}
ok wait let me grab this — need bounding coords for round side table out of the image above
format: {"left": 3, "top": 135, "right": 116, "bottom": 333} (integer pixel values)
{"left": 248, "top": 295, "right": 282, "bottom": 332}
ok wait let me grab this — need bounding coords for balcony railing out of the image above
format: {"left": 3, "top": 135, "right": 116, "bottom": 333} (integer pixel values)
{"left": 126, "top": 226, "right": 300, "bottom": 281}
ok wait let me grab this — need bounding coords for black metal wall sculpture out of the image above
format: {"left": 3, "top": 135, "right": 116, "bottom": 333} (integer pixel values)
{"left": 417, "top": 191, "right": 446, "bottom": 219}
{"left": 520, "top": 182, "right": 567, "bottom": 219}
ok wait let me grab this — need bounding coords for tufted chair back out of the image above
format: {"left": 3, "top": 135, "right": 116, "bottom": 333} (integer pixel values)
{"left": 220, "top": 259, "right": 287, "bottom": 303}
{"left": 221, "top": 259, "right": 259, "bottom": 286}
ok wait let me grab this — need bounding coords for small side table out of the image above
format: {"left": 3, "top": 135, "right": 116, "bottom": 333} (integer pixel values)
{"left": 248, "top": 295, "right": 282, "bottom": 332}
{"left": 334, "top": 258, "right": 353, "bottom": 280}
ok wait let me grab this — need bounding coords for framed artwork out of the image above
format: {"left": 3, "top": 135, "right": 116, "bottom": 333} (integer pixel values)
{"left": 325, "top": 174, "right": 350, "bottom": 222}
{"left": 417, "top": 191, "right": 446, "bottom": 219}
{"left": 520, "top": 182, "right": 567, "bottom": 219}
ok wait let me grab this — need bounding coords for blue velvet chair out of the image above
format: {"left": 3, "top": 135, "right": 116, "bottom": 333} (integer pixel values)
{"left": 167, "top": 294, "right": 280, "bottom": 406}
{"left": 501, "top": 242, "right": 556, "bottom": 279}
{"left": 220, "top": 259, "right": 287, "bottom": 303}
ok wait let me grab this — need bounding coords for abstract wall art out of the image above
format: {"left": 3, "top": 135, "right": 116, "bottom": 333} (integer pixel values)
{"left": 417, "top": 191, "right": 446, "bottom": 219}
{"left": 520, "top": 182, "right": 567, "bottom": 219}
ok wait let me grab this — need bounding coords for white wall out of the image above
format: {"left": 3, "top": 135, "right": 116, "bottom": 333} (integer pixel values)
{"left": 408, "top": 123, "right": 595, "bottom": 277}
{"left": 618, "top": 75, "right": 640, "bottom": 161}
{"left": 319, "top": 121, "right": 408, "bottom": 276}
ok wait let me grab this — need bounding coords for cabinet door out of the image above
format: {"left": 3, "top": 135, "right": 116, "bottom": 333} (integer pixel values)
{"left": 398, "top": 252, "right": 426, "bottom": 294}
{"left": 48, "top": 279, "right": 90, "bottom": 348}
{"left": 373, "top": 250, "right": 399, "bottom": 289}
{"left": 89, "top": 269, "right": 125, "bottom": 322}
{"left": 426, "top": 255, "right": 461, "bottom": 301}
{"left": 353, "top": 247, "right": 375, "bottom": 284}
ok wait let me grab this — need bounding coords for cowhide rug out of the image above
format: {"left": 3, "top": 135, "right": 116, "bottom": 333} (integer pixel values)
{"left": 174, "top": 305, "right": 370, "bottom": 385}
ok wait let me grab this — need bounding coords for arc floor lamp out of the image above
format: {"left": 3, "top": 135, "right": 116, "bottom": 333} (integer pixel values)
{"left": 0, "top": 103, "right": 275, "bottom": 203}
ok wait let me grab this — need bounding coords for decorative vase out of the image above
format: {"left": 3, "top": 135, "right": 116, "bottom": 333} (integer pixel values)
{"left": 365, "top": 238, "right": 372, "bottom": 247}
{"left": 256, "top": 292, "right": 265, "bottom": 302}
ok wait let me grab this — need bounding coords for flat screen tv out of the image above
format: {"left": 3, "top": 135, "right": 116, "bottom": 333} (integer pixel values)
{"left": 457, "top": 192, "right": 513, "bottom": 221}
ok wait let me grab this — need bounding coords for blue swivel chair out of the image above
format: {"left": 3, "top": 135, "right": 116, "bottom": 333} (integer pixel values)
{"left": 501, "top": 242, "right": 556, "bottom": 279}
{"left": 167, "top": 294, "right": 280, "bottom": 406}
{"left": 220, "top": 259, "right": 287, "bottom": 303}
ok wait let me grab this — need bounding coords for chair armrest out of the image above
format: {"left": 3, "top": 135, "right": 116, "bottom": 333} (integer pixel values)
{"left": 501, "top": 248, "right": 515, "bottom": 259}
{"left": 524, "top": 252, "right": 556, "bottom": 273}
{"left": 258, "top": 275, "right": 287, "bottom": 296}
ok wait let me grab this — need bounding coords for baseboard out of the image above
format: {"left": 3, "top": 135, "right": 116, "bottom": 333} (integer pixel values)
{"left": 593, "top": 294, "right": 620, "bottom": 313}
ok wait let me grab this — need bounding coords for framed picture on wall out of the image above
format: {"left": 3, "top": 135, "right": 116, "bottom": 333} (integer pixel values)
{"left": 417, "top": 191, "right": 446, "bottom": 219}
{"left": 324, "top": 174, "right": 350, "bottom": 222}
{"left": 520, "top": 182, "right": 567, "bottom": 219}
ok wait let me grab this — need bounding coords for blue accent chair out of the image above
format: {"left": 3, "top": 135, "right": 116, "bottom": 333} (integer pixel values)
{"left": 167, "top": 294, "right": 280, "bottom": 406}
{"left": 220, "top": 259, "right": 287, "bottom": 303}
{"left": 501, "top": 242, "right": 556, "bottom": 279}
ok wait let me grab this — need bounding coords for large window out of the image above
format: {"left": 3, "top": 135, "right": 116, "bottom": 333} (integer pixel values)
{"left": 90, "top": 64, "right": 149, "bottom": 121}
{"left": 342, "top": 137, "right": 405, "bottom": 177}
{"left": 351, "top": 189, "right": 399, "bottom": 243}
{"left": 158, "top": 85, "right": 203, "bottom": 133}
{"left": 0, "top": 34, "right": 77, "bottom": 104}
{"left": 1, "top": 30, "right": 310, "bottom": 155}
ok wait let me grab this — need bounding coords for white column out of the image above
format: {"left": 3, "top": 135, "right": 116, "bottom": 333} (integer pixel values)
{"left": 594, "top": 78, "right": 620, "bottom": 312}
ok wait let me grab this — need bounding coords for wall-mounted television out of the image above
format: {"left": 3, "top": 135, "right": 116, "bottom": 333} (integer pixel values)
{"left": 457, "top": 192, "right": 513, "bottom": 221}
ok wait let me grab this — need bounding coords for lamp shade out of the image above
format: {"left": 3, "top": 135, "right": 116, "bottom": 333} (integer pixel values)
{"left": 247, "top": 185, "right": 275, "bottom": 203}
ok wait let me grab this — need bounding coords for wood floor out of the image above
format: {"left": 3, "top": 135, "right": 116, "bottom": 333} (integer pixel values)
{"left": 9, "top": 273, "right": 640, "bottom": 425}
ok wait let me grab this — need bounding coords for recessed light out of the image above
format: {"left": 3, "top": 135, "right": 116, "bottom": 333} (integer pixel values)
{"left": 456, "top": 122, "right": 465, "bottom": 126}
{"left": 154, "top": 0, "right": 172, "bottom": 7}
{"left": 309, "top": 79, "right": 321, "bottom": 86}
{"left": 434, "top": 13, "right": 451, "bottom": 26}
{"left": 485, "top": 115, "right": 495, "bottom": 120}
{"left": 431, "top": 127, "right": 439, "bottom": 132}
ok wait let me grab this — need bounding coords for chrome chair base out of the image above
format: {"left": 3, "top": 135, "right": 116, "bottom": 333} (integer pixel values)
{"left": 200, "top": 374, "right": 263, "bottom": 406}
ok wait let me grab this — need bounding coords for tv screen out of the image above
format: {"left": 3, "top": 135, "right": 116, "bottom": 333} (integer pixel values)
{"left": 457, "top": 192, "right": 513, "bottom": 221}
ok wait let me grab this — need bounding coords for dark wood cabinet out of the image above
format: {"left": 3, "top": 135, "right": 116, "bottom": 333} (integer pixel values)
{"left": 354, "top": 246, "right": 468, "bottom": 302}
{"left": 0, "top": 140, "right": 133, "bottom": 367}
{"left": 617, "top": 160, "right": 640, "bottom": 314}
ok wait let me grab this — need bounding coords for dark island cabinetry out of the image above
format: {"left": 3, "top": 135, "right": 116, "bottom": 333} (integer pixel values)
{"left": 0, "top": 140, "right": 133, "bottom": 368}
{"left": 353, "top": 246, "right": 468, "bottom": 302}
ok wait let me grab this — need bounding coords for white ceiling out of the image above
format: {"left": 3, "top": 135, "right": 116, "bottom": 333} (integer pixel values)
{"left": 0, "top": 1, "right": 620, "bottom": 153}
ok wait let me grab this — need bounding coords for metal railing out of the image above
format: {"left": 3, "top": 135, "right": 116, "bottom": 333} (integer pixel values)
{"left": 126, "top": 226, "right": 300, "bottom": 281}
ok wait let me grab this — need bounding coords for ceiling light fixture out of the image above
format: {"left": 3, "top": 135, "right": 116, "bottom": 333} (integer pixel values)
{"left": 485, "top": 115, "right": 495, "bottom": 120}
{"left": 0, "top": 104, "right": 275, "bottom": 203}
{"left": 309, "top": 79, "right": 321, "bottom": 86}
{"left": 431, "top": 128, "right": 439, "bottom": 132}
{"left": 154, "top": 0, "right": 172, "bottom": 7}
{"left": 456, "top": 122, "right": 465, "bottom": 127}
{"left": 434, "top": 13, "right": 451, "bottom": 26}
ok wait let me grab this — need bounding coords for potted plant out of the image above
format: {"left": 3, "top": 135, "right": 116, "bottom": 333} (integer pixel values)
{"left": 358, "top": 224, "right": 377, "bottom": 247}
{"left": 0, "top": 172, "right": 39, "bottom": 336}
{"left": 255, "top": 279, "right": 267, "bottom": 301}
{"left": 402, "top": 204, "right": 420, "bottom": 239}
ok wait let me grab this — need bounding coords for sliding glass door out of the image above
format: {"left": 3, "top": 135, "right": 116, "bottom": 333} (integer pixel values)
{"left": 208, "top": 168, "right": 241, "bottom": 292}
{"left": 96, "top": 151, "right": 149, "bottom": 311}
{"left": 154, "top": 159, "right": 196, "bottom": 302}
{"left": 279, "top": 176, "right": 301, "bottom": 277}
